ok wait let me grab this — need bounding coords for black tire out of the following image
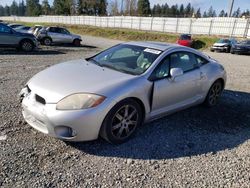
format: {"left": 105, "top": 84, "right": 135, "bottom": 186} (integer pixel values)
{"left": 43, "top": 37, "right": 52, "bottom": 46}
{"left": 73, "top": 39, "right": 81, "bottom": 47}
{"left": 210, "top": 49, "right": 214, "bottom": 52}
{"left": 20, "top": 40, "right": 34, "bottom": 52}
{"left": 204, "top": 80, "right": 223, "bottom": 107}
{"left": 100, "top": 99, "right": 143, "bottom": 144}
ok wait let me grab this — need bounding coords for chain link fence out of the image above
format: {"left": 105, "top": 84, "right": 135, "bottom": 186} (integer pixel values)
{"left": 1, "top": 16, "right": 250, "bottom": 38}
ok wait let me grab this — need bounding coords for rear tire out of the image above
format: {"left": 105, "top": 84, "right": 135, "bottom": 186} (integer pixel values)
{"left": 100, "top": 99, "right": 143, "bottom": 144}
{"left": 73, "top": 39, "right": 81, "bottom": 47}
{"left": 204, "top": 80, "right": 223, "bottom": 107}
{"left": 20, "top": 40, "right": 34, "bottom": 52}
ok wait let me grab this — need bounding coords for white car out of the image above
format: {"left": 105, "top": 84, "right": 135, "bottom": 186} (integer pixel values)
{"left": 36, "top": 26, "right": 82, "bottom": 46}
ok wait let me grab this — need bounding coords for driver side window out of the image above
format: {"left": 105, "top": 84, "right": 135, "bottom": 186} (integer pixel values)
{"left": 170, "top": 52, "right": 198, "bottom": 72}
{"left": 0, "top": 25, "right": 12, "bottom": 34}
{"left": 151, "top": 57, "right": 170, "bottom": 80}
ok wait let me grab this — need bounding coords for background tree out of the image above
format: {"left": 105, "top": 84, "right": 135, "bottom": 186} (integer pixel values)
{"left": 137, "top": 0, "right": 151, "bottom": 16}
{"left": 110, "top": 0, "right": 119, "bottom": 16}
{"left": 203, "top": 11, "right": 207, "bottom": 18}
{"left": 10, "top": 0, "right": 18, "bottom": 15}
{"left": 232, "top": 7, "right": 241, "bottom": 17}
{"left": 41, "top": 0, "right": 51, "bottom": 15}
{"left": 219, "top": 10, "right": 225, "bottom": 17}
{"left": 207, "top": 6, "right": 214, "bottom": 17}
{"left": 98, "top": 0, "right": 107, "bottom": 16}
{"left": 18, "top": 0, "right": 26, "bottom": 16}
{"left": 129, "top": 0, "right": 138, "bottom": 16}
{"left": 184, "top": 3, "right": 192, "bottom": 17}
{"left": 196, "top": 8, "right": 201, "bottom": 18}
{"left": 0, "top": 5, "right": 5, "bottom": 16}
{"left": 26, "top": 0, "right": 41, "bottom": 16}
{"left": 179, "top": 4, "right": 184, "bottom": 17}
{"left": 53, "top": 0, "right": 71, "bottom": 15}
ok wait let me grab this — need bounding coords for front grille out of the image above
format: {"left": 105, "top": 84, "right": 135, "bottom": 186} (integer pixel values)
{"left": 35, "top": 94, "right": 46, "bottom": 105}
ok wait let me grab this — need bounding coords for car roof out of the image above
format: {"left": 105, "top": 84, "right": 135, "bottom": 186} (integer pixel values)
{"left": 124, "top": 41, "right": 188, "bottom": 52}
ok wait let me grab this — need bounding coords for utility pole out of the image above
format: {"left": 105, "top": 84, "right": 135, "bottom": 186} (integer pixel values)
{"left": 121, "top": 0, "right": 124, "bottom": 15}
{"left": 228, "top": 0, "right": 235, "bottom": 17}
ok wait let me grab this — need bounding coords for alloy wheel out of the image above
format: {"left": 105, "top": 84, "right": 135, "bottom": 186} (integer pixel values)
{"left": 22, "top": 42, "right": 33, "bottom": 52}
{"left": 208, "top": 82, "right": 222, "bottom": 106}
{"left": 111, "top": 105, "right": 139, "bottom": 139}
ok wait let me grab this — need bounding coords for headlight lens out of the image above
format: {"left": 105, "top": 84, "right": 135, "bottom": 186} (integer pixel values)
{"left": 56, "top": 93, "right": 106, "bottom": 110}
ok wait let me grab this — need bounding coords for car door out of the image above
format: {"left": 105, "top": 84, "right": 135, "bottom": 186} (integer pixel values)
{"left": 60, "top": 28, "right": 73, "bottom": 43}
{"left": 47, "top": 27, "right": 62, "bottom": 43}
{"left": 150, "top": 51, "right": 203, "bottom": 117}
{"left": 0, "top": 24, "right": 18, "bottom": 46}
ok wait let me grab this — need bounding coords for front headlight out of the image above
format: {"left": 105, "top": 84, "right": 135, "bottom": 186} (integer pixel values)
{"left": 56, "top": 93, "right": 106, "bottom": 110}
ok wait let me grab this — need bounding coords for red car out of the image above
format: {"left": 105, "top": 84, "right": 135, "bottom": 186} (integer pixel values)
{"left": 177, "top": 34, "right": 193, "bottom": 47}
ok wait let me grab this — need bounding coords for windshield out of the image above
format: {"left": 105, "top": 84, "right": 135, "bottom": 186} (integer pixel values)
{"left": 180, "top": 35, "right": 191, "bottom": 40}
{"left": 217, "top": 39, "right": 230, "bottom": 44}
{"left": 88, "top": 44, "right": 162, "bottom": 75}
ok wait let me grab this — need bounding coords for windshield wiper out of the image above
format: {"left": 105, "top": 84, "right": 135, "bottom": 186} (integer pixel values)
{"left": 87, "top": 58, "right": 102, "bottom": 67}
{"left": 101, "top": 63, "right": 137, "bottom": 75}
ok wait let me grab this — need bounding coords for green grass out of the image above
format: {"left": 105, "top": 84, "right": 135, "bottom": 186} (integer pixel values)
{"left": 13, "top": 21, "right": 218, "bottom": 50}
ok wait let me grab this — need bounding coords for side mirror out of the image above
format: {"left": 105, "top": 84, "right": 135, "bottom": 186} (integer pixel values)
{"left": 170, "top": 68, "right": 183, "bottom": 80}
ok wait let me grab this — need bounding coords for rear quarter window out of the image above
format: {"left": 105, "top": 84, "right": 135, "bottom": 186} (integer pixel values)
{"left": 195, "top": 55, "right": 209, "bottom": 66}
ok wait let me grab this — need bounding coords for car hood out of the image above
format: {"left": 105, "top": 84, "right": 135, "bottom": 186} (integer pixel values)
{"left": 27, "top": 59, "right": 135, "bottom": 103}
{"left": 213, "top": 43, "right": 228, "bottom": 47}
{"left": 235, "top": 43, "right": 250, "bottom": 47}
{"left": 16, "top": 31, "right": 35, "bottom": 38}
{"left": 71, "top": 34, "right": 81, "bottom": 39}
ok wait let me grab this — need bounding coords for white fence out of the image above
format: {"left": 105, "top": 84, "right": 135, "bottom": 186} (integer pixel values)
{"left": 1, "top": 16, "right": 250, "bottom": 38}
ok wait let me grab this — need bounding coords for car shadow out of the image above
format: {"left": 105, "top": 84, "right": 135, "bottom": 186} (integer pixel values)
{"left": 0, "top": 48, "right": 66, "bottom": 55}
{"left": 193, "top": 40, "right": 206, "bottom": 50}
{"left": 47, "top": 43, "right": 97, "bottom": 49}
{"left": 68, "top": 89, "right": 250, "bottom": 160}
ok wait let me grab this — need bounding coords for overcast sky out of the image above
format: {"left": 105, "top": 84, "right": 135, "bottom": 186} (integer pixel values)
{"left": 0, "top": 0, "right": 249, "bottom": 12}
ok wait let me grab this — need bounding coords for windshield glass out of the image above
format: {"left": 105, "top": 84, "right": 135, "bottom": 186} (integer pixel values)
{"left": 89, "top": 44, "right": 162, "bottom": 75}
{"left": 180, "top": 35, "right": 191, "bottom": 40}
{"left": 217, "top": 39, "right": 230, "bottom": 44}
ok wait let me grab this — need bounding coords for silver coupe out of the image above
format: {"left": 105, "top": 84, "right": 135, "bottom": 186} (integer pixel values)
{"left": 20, "top": 42, "right": 227, "bottom": 144}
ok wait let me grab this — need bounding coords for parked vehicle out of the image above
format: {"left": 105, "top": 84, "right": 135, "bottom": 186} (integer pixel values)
{"left": 230, "top": 40, "right": 250, "bottom": 54}
{"left": 20, "top": 42, "right": 226, "bottom": 144}
{"left": 14, "top": 26, "right": 31, "bottom": 33}
{"left": 177, "top": 34, "right": 193, "bottom": 47}
{"left": 36, "top": 26, "right": 82, "bottom": 46}
{"left": 8, "top": 23, "right": 24, "bottom": 29}
{"left": 0, "top": 23, "right": 38, "bottom": 52}
{"left": 210, "top": 38, "right": 237, "bottom": 53}
{"left": 29, "top": 25, "right": 44, "bottom": 35}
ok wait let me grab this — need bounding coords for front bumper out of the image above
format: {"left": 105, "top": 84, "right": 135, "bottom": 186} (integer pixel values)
{"left": 211, "top": 46, "right": 229, "bottom": 52}
{"left": 21, "top": 92, "right": 115, "bottom": 142}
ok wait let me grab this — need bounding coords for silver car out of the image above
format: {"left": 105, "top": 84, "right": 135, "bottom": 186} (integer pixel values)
{"left": 36, "top": 26, "right": 82, "bottom": 46}
{"left": 20, "top": 42, "right": 227, "bottom": 144}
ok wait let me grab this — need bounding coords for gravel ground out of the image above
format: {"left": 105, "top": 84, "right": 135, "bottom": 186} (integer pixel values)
{"left": 0, "top": 36, "right": 250, "bottom": 187}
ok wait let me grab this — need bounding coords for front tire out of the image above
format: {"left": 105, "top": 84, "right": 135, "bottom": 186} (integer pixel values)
{"left": 100, "top": 99, "right": 143, "bottom": 144}
{"left": 204, "top": 80, "right": 223, "bottom": 107}
{"left": 73, "top": 39, "right": 81, "bottom": 47}
{"left": 20, "top": 40, "right": 34, "bottom": 52}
